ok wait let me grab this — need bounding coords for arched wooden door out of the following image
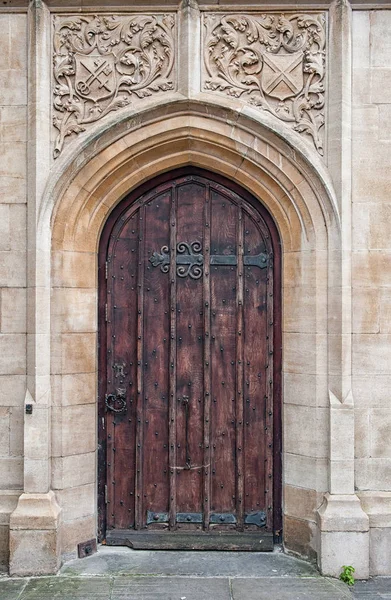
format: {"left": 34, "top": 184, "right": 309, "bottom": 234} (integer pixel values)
{"left": 98, "top": 169, "right": 281, "bottom": 550}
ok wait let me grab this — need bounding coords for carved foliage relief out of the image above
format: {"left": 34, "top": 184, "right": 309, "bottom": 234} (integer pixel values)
{"left": 203, "top": 13, "right": 326, "bottom": 154}
{"left": 53, "top": 14, "right": 176, "bottom": 157}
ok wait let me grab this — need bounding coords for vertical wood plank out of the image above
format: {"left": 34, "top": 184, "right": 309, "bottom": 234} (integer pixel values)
{"left": 135, "top": 203, "right": 146, "bottom": 529}
{"left": 210, "top": 189, "right": 237, "bottom": 519}
{"left": 175, "top": 182, "right": 204, "bottom": 516}
{"left": 142, "top": 191, "right": 171, "bottom": 521}
{"left": 236, "top": 205, "right": 245, "bottom": 529}
{"left": 203, "top": 184, "right": 211, "bottom": 530}
{"left": 265, "top": 237, "right": 274, "bottom": 526}
{"left": 169, "top": 185, "right": 177, "bottom": 529}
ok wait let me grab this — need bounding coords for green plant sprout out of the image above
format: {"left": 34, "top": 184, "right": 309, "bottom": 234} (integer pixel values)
{"left": 339, "top": 565, "right": 355, "bottom": 586}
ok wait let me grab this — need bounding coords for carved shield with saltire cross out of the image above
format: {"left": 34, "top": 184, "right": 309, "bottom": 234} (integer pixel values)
{"left": 75, "top": 53, "right": 116, "bottom": 103}
{"left": 261, "top": 51, "right": 304, "bottom": 101}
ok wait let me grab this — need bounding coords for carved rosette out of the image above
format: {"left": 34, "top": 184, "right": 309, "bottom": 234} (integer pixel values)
{"left": 53, "top": 13, "right": 176, "bottom": 157}
{"left": 203, "top": 13, "right": 326, "bottom": 155}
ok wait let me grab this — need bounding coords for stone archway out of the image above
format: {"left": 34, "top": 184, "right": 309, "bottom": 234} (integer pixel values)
{"left": 10, "top": 100, "right": 358, "bottom": 576}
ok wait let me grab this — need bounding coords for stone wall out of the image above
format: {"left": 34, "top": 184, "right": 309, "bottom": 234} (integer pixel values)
{"left": 0, "top": 0, "right": 390, "bottom": 579}
{"left": 352, "top": 9, "right": 391, "bottom": 576}
{"left": 0, "top": 12, "right": 27, "bottom": 569}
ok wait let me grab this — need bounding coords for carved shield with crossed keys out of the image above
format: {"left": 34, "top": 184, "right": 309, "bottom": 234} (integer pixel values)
{"left": 75, "top": 54, "right": 116, "bottom": 103}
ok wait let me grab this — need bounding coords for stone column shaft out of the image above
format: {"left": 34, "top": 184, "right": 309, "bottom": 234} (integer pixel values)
{"left": 317, "top": 0, "right": 369, "bottom": 580}
{"left": 9, "top": 0, "right": 61, "bottom": 576}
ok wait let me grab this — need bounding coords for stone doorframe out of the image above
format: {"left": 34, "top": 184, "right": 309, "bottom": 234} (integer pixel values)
{"left": 9, "top": 0, "right": 369, "bottom": 579}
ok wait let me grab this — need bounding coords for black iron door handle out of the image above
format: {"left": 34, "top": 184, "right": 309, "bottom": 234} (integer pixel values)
{"left": 182, "top": 395, "right": 191, "bottom": 469}
{"left": 105, "top": 388, "right": 127, "bottom": 413}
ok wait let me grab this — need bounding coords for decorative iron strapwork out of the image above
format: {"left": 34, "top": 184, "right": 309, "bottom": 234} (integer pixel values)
{"left": 150, "top": 241, "right": 271, "bottom": 279}
{"left": 146, "top": 510, "right": 266, "bottom": 526}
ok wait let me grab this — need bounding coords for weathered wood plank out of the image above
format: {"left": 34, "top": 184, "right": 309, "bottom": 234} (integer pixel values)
{"left": 106, "top": 530, "right": 274, "bottom": 551}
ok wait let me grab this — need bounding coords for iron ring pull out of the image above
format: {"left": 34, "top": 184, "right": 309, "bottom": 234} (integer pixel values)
{"left": 105, "top": 388, "right": 127, "bottom": 413}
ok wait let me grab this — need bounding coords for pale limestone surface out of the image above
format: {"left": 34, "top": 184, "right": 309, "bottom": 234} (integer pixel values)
{"left": 351, "top": 8, "right": 391, "bottom": 577}
{"left": 0, "top": 0, "right": 389, "bottom": 581}
{"left": 0, "top": 12, "right": 27, "bottom": 569}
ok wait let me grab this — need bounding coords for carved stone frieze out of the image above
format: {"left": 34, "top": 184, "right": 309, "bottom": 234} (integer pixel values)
{"left": 203, "top": 13, "right": 326, "bottom": 155}
{"left": 53, "top": 14, "right": 176, "bottom": 157}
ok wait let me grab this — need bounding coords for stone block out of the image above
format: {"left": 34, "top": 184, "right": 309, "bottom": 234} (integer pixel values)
{"left": 10, "top": 528, "right": 60, "bottom": 576}
{"left": 317, "top": 494, "right": 369, "bottom": 578}
{"left": 352, "top": 11, "right": 370, "bottom": 69}
{"left": 359, "top": 491, "right": 391, "bottom": 527}
{"left": 8, "top": 205, "right": 26, "bottom": 252}
{"left": 52, "top": 452, "right": 96, "bottom": 490}
{"left": 319, "top": 531, "right": 369, "bottom": 579}
{"left": 368, "top": 204, "right": 391, "bottom": 250}
{"left": 284, "top": 333, "right": 318, "bottom": 375}
{"left": 370, "top": 409, "right": 391, "bottom": 458}
{"left": 283, "top": 286, "right": 320, "bottom": 333}
{"left": 284, "top": 516, "right": 317, "bottom": 561}
{"left": 369, "top": 527, "right": 391, "bottom": 575}
{"left": 23, "top": 459, "right": 50, "bottom": 494}
{"left": 0, "top": 16, "right": 10, "bottom": 70}
{"left": 352, "top": 202, "right": 370, "bottom": 250}
{"left": 370, "top": 10, "right": 391, "bottom": 68}
{"left": 380, "top": 289, "right": 391, "bottom": 334}
{"left": 0, "top": 106, "right": 27, "bottom": 143}
{"left": 0, "top": 491, "right": 19, "bottom": 526}
{"left": 355, "top": 409, "right": 370, "bottom": 458}
{"left": 353, "top": 374, "right": 391, "bottom": 408}
{"left": 284, "top": 485, "right": 323, "bottom": 522}
{"left": 371, "top": 69, "right": 391, "bottom": 104}
{"left": 284, "top": 453, "right": 328, "bottom": 492}
{"left": 0, "top": 334, "right": 25, "bottom": 375}
{"left": 0, "top": 376, "right": 25, "bottom": 408}
{"left": 284, "top": 405, "right": 328, "bottom": 458}
{"left": 0, "top": 176, "right": 26, "bottom": 205}
{"left": 0, "top": 70, "right": 27, "bottom": 106}
{"left": 352, "top": 105, "right": 378, "bottom": 141}
{"left": 52, "top": 404, "right": 96, "bottom": 457}
{"left": 51, "top": 332, "right": 96, "bottom": 375}
{"left": 0, "top": 206, "right": 10, "bottom": 251}
{"left": 329, "top": 460, "right": 355, "bottom": 495}
{"left": 281, "top": 250, "right": 319, "bottom": 288}
{"left": 353, "top": 334, "right": 391, "bottom": 375}
{"left": 355, "top": 458, "right": 391, "bottom": 490}
{"left": 0, "top": 457, "right": 23, "bottom": 490}
{"left": 0, "top": 524, "right": 9, "bottom": 570}
{"left": 0, "top": 142, "right": 26, "bottom": 181}
{"left": 353, "top": 140, "right": 391, "bottom": 203}
{"left": 0, "top": 251, "right": 26, "bottom": 287}
{"left": 51, "top": 372, "right": 96, "bottom": 407}
{"left": 51, "top": 288, "right": 96, "bottom": 333}
{"left": 55, "top": 483, "right": 95, "bottom": 522}
{"left": 284, "top": 372, "right": 328, "bottom": 407}
{"left": 330, "top": 403, "right": 354, "bottom": 461}
{"left": 0, "top": 288, "right": 26, "bottom": 333}
{"left": 378, "top": 104, "right": 391, "bottom": 141}
{"left": 352, "top": 288, "right": 379, "bottom": 333}
{"left": 352, "top": 68, "right": 372, "bottom": 105}
{"left": 52, "top": 251, "right": 96, "bottom": 289}
{"left": 9, "top": 15, "right": 27, "bottom": 72}
{"left": 60, "top": 514, "right": 96, "bottom": 555}
{"left": 0, "top": 407, "right": 9, "bottom": 457}
{"left": 24, "top": 405, "right": 50, "bottom": 460}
